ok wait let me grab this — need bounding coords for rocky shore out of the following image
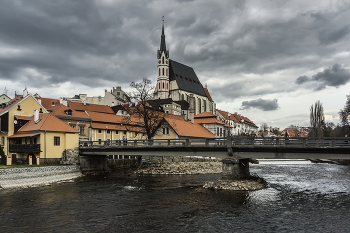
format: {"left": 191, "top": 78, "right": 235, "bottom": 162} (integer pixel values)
{"left": 203, "top": 176, "right": 267, "bottom": 191}
{"left": 136, "top": 161, "right": 267, "bottom": 191}
{"left": 136, "top": 161, "right": 222, "bottom": 175}
{"left": 0, "top": 165, "right": 82, "bottom": 189}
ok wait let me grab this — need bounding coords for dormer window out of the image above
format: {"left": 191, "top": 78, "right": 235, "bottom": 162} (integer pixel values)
{"left": 65, "top": 109, "right": 73, "bottom": 115}
{"left": 17, "top": 105, "right": 21, "bottom": 111}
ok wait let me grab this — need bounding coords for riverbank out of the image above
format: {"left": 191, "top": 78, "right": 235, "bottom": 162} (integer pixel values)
{"left": 0, "top": 165, "right": 82, "bottom": 189}
{"left": 136, "top": 161, "right": 222, "bottom": 175}
{"left": 136, "top": 161, "right": 267, "bottom": 191}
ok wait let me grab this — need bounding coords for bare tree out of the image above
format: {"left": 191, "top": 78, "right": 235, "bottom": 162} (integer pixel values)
{"left": 339, "top": 94, "right": 350, "bottom": 136}
{"left": 127, "top": 78, "right": 163, "bottom": 139}
{"left": 310, "top": 100, "right": 325, "bottom": 137}
{"left": 260, "top": 123, "right": 269, "bottom": 132}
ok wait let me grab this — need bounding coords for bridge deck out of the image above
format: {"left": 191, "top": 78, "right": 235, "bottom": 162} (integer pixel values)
{"left": 79, "top": 137, "right": 350, "bottom": 160}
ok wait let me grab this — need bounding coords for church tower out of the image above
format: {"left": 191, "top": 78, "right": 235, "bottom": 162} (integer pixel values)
{"left": 155, "top": 17, "right": 170, "bottom": 99}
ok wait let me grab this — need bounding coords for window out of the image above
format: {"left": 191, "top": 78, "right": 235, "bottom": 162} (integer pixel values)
{"left": 98, "top": 129, "right": 102, "bottom": 134}
{"left": 80, "top": 126, "right": 85, "bottom": 135}
{"left": 115, "top": 131, "right": 119, "bottom": 134}
{"left": 98, "top": 139, "right": 102, "bottom": 144}
{"left": 107, "top": 129, "right": 111, "bottom": 134}
{"left": 162, "top": 127, "right": 169, "bottom": 135}
{"left": 54, "top": 136, "right": 60, "bottom": 146}
{"left": 1, "top": 136, "right": 4, "bottom": 146}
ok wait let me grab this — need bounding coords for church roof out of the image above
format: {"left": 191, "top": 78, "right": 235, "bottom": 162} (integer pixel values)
{"left": 169, "top": 59, "right": 206, "bottom": 97}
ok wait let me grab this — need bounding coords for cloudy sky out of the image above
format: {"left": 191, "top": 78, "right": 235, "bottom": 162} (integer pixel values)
{"left": 1, "top": 0, "right": 350, "bottom": 129}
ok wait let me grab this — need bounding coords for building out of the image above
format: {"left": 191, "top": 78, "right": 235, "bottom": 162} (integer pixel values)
{"left": 0, "top": 91, "right": 79, "bottom": 165}
{"left": 65, "top": 86, "right": 129, "bottom": 107}
{"left": 153, "top": 20, "right": 216, "bottom": 116}
{"left": 153, "top": 115, "right": 216, "bottom": 139}
{"left": 194, "top": 112, "right": 232, "bottom": 138}
{"left": 216, "top": 109, "right": 258, "bottom": 136}
{"left": 0, "top": 93, "right": 11, "bottom": 104}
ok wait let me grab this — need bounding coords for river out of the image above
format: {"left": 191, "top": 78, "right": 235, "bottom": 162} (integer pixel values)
{"left": 1, "top": 162, "right": 350, "bottom": 232}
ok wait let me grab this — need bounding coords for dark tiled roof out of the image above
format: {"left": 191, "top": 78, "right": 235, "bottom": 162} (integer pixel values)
{"left": 169, "top": 60, "right": 206, "bottom": 97}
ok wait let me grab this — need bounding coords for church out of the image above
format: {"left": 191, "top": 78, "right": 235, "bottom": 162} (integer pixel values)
{"left": 153, "top": 20, "right": 216, "bottom": 116}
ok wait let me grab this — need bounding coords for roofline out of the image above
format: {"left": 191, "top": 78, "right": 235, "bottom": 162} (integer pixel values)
{"left": 53, "top": 115, "right": 91, "bottom": 121}
{"left": 0, "top": 94, "right": 48, "bottom": 117}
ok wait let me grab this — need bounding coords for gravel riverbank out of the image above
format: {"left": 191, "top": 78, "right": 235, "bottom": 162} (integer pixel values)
{"left": 136, "top": 161, "right": 267, "bottom": 191}
{"left": 0, "top": 165, "right": 82, "bottom": 189}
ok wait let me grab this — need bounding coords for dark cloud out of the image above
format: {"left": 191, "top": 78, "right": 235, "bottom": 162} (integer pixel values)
{"left": 318, "top": 26, "right": 350, "bottom": 45}
{"left": 295, "top": 75, "right": 310, "bottom": 85}
{"left": 296, "top": 64, "right": 350, "bottom": 90}
{"left": 240, "top": 98, "right": 279, "bottom": 111}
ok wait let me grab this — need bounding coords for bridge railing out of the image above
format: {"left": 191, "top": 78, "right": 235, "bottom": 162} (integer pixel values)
{"left": 80, "top": 137, "right": 350, "bottom": 148}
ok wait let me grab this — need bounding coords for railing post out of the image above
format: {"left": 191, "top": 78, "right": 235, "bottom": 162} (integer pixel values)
{"left": 168, "top": 140, "right": 170, "bottom": 146}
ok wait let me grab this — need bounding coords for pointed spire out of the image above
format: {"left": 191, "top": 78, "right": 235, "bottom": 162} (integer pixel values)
{"left": 160, "top": 16, "right": 166, "bottom": 52}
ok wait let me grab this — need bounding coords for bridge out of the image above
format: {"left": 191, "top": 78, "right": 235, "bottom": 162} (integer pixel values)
{"left": 79, "top": 137, "right": 350, "bottom": 179}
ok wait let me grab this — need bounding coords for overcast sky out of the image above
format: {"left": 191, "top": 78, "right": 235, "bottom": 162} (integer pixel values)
{"left": 1, "top": 0, "right": 350, "bottom": 129}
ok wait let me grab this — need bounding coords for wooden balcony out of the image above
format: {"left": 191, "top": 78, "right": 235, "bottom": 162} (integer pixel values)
{"left": 9, "top": 144, "right": 41, "bottom": 153}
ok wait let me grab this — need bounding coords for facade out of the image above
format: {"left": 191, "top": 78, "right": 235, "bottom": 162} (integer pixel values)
{"left": 0, "top": 92, "right": 79, "bottom": 165}
{"left": 65, "top": 86, "right": 129, "bottom": 107}
{"left": 153, "top": 20, "right": 216, "bottom": 116}
{"left": 153, "top": 115, "right": 215, "bottom": 139}
{"left": 0, "top": 94, "right": 11, "bottom": 104}
{"left": 216, "top": 109, "right": 258, "bottom": 136}
{"left": 194, "top": 112, "right": 232, "bottom": 138}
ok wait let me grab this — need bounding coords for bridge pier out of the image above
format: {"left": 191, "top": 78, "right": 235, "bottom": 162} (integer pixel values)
{"left": 222, "top": 158, "right": 250, "bottom": 180}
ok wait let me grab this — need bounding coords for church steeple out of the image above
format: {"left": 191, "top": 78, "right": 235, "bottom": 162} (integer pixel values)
{"left": 155, "top": 17, "right": 170, "bottom": 99}
{"left": 158, "top": 16, "right": 169, "bottom": 59}
{"left": 160, "top": 17, "right": 166, "bottom": 52}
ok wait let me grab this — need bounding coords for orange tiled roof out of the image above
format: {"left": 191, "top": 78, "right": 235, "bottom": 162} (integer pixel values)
{"left": 194, "top": 112, "right": 218, "bottom": 118}
{"left": 69, "top": 101, "right": 114, "bottom": 114}
{"left": 0, "top": 95, "right": 24, "bottom": 115}
{"left": 18, "top": 113, "right": 79, "bottom": 133}
{"left": 91, "top": 122, "right": 127, "bottom": 131}
{"left": 52, "top": 105, "right": 90, "bottom": 120}
{"left": 36, "top": 97, "right": 61, "bottom": 111}
{"left": 203, "top": 88, "right": 214, "bottom": 102}
{"left": 86, "top": 111, "right": 125, "bottom": 123}
{"left": 164, "top": 116, "right": 215, "bottom": 138}
{"left": 15, "top": 115, "right": 32, "bottom": 121}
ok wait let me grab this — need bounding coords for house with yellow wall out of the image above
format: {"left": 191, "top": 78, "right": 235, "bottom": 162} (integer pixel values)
{"left": 0, "top": 92, "right": 79, "bottom": 165}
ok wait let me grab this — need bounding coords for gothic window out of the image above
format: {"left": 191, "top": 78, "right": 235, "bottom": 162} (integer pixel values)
{"left": 166, "top": 68, "right": 168, "bottom": 76}
{"left": 159, "top": 82, "right": 161, "bottom": 89}
{"left": 182, "top": 94, "right": 184, "bottom": 100}
{"left": 162, "top": 56, "right": 164, "bottom": 64}
{"left": 203, "top": 100, "right": 206, "bottom": 112}
{"left": 198, "top": 98, "right": 201, "bottom": 113}
{"left": 162, "top": 68, "right": 165, "bottom": 76}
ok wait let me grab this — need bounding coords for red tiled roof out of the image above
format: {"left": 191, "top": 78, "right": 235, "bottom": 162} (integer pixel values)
{"left": 69, "top": 101, "right": 114, "bottom": 114}
{"left": 164, "top": 116, "right": 215, "bottom": 138}
{"left": 0, "top": 95, "right": 24, "bottom": 115}
{"left": 18, "top": 113, "right": 79, "bottom": 133}
{"left": 203, "top": 88, "right": 213, "bottom": 102}
{"left": 194, "top": 112, "right": 218, "bottom": 118}
{"left": 86, "top": 111, "right": 124, "bottom": 123}
{"left": 52, "top": 105, "right": 90, "bottom": 120}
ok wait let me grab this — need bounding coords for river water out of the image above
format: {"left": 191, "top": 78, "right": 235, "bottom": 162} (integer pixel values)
{"left": 1, "top": 163, "right": 350, "bottom": 232}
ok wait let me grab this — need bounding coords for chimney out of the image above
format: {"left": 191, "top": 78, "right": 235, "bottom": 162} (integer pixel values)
{"left": 60, "top": 97, "right": 68, "bottom": 106}
{"left": 34, "top": 109, "right": 39, "bottom": 123}
{"left": 83, "top": 100, "right": 86, "bottom": 106}
{"left": 188, "top": 94, "right": 195, "bottom": 124}
{"left": 23, "top": 87, "right": 28, "bottom": 96}
{"left": 111, "top": 102, "right": 115, "bottom": 106}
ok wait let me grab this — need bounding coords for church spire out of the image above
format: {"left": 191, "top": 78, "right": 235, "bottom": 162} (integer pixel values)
{"left": 160, "top": 16, "right": 166, "bottom": 52}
